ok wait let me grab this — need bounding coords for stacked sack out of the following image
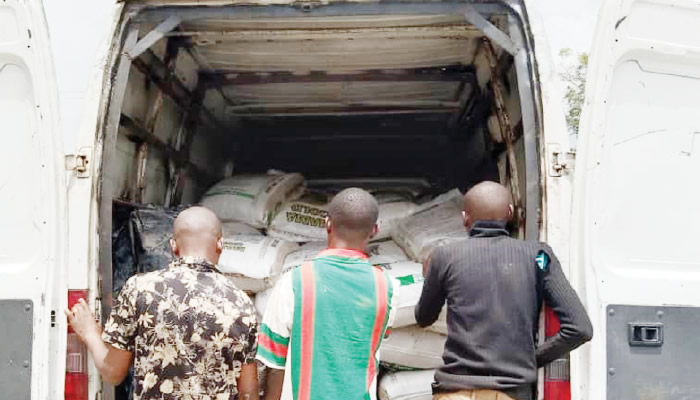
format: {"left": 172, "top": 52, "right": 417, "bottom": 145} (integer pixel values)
{"left": 377, "top": 188, "right": 471, "bottom": 400}
{"left": 392, "top": 189, "right": 468, "bottom": 262}
{"left": 123, "top": 173, "right": 475, "bottom": 400}
{"left": 199, "top": 173, "right": 471, "bottom": 400}
{"left": 267, "top": 191, "right": 330, "bottom": 242}
{"left": 200, "top": 171, "right": 304, "bottom": 229}
{"left": 199, "top": 171, "right": 306, "bottom": 294}
{"left": 379, "top": 369, "right": 435, "bottom": 400}
{"left": 254, "top": 239, "right": 412, "bottom": 318}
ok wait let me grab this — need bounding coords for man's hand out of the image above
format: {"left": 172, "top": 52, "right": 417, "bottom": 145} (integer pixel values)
{"left": 65, "top": 298, "right": 101, "bottom": 342}
{"left": 65, "top": 298, "right": 133, "bottom": 385}
{"left": 422, "top": 256, "right": 431, "bottom": 278}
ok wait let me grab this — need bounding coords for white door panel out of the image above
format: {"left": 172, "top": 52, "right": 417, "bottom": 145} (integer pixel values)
{"left": 0, "top": 0, "right": 65, "bottom": 398}
{"left": 571, "top": 1, "right": 700, "bottom": 399}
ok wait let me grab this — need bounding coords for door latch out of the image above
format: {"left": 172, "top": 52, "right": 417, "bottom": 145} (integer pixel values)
{"left": 64, "top": 147, "right": 92, "bottom": 178}
{"left": 628, "top": 322, "right": 663, "bottom": 347}
{"left": 548, "top": 143, "right": 576, "bottom": 177}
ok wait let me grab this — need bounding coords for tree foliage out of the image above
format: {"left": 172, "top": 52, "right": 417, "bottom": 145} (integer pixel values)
{"left": 559, "top": 48, "right": 588, "bottom": 135}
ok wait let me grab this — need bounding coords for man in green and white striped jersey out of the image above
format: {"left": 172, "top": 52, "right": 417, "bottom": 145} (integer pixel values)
{"left": 257, "top": 188, "right": 398, "bottom": 400}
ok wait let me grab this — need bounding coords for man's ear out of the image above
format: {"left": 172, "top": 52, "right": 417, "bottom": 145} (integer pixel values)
{"left": 216, "top": 237, "right": 224, "bottom": 254}
{"left": 462, "top": 210, "right": 472, "bottom": 229}
{"left": 369, "top": 223, "right": 379, "bottom": 240}
{"left": 326, "top": 217, "right": 332, "bottom": 234}
{"left": 507, "top": 204, "right": 515, "bottom": 222}
{"left": 170, "top": 238, "right": 179, "bottom": 257}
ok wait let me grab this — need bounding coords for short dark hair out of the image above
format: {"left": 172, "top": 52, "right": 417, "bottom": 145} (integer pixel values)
{"left": 327, "top": 188, "right": 379, "bottom": 240}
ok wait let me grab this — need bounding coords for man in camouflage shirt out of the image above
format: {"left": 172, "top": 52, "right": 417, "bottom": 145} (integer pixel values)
{"left": 66, "top": 207, "right": 259, "bottom": 400}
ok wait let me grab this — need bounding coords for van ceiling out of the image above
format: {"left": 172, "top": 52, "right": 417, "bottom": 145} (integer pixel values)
{"left": 164, "top": 14, "right": 485, "bottom": 122}
{"left": 132, "top": 10, "right": 503, "bottom": 180}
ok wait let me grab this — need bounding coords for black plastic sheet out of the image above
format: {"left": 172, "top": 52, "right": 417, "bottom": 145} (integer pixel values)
{"left": 131, "top": 207, "right": 181, "bottom": 273}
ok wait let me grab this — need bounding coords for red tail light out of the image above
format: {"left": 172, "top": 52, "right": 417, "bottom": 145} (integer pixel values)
{"left": 65, "top": 290, "right": 89, "bottom": 400}
{"left": 543, "top": 306, "right": 571, "bottom": 400}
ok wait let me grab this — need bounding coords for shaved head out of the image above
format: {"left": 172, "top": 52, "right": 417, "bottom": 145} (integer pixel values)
{"left": 463, "top": 181, "right": 513, "bottom": 225}
{"left": 171, "top": 206, "right": 223, "bottom": 263}
{"left": 327, "top": 188, "right": 379, "bottom": 242}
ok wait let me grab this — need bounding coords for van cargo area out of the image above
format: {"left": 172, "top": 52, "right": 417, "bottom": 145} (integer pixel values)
{"left": 100, "top": 2, "right": 543, "bottom": 399}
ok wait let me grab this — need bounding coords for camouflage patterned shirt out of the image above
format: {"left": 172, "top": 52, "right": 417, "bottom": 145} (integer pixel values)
{"left": 102, "top": 256, "right": 258, "bottom": 400}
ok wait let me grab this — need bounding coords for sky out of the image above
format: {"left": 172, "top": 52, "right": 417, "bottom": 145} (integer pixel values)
{"left": 44, "top": 0, "right": 602, "bottom": 154}
{"left": 534, "top": 0, "right": 603, "bottom": 57}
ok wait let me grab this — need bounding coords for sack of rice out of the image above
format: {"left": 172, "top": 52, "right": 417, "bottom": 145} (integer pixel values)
{"left": 279, "top": 242, "right": 326, "bottom": 274}
{"left": 378, "top": 370, "right": 435, "bottom": 400}
{"left": 380, "top": 261, "right": 424, "bottom": 328}
{"left": 218, "top": 235, "right": 297, "bottom": 293}
{"left": 279, "top": 240, "right": 410, "bottom": 275}
{"left": 366, "top": 240, "right": 411, "bottom": 266}
{"left": 267, "top": 193, "right": 329, "bottom": 242}
{"left": 374, "top": 201, "right": 418, "bottom": 241}
{"left": 222, "top": 221, "right": 262, "bottom": 236}
{"left": 380, "top": 326, "right": 446, "bottom": 369}
{"left": 392, "top": 189, "right": 468, "bottom": 262}
{"left": 200, "top": 172, "right": 304, "bottom": 228}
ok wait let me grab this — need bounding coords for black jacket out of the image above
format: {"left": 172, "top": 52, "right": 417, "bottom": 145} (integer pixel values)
{"left": 415, "top": 220, "right": 593, "bottom": 400}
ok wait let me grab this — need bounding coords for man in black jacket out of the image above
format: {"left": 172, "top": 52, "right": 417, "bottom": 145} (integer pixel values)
{"left": 415, "top": 181, "right": 592, "bottom": 400}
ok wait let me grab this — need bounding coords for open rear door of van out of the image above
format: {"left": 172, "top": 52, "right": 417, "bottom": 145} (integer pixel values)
{"left": 570, "top": 1, "right": 700, "bottom": 399}
{"left": 0, "top": 0, "right": 66, "bottom": 399}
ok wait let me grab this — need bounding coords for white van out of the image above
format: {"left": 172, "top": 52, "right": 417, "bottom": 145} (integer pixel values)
{"left": 1, "top": 0, "right": 698, "bottom": 399}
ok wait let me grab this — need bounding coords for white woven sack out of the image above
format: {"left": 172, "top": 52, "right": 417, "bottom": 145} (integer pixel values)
{"left": 378, "top": 370, "right": 435, "bottom": 400}
{"left": 267, "top": 196, "right": 329, "bottom": 242}
{"left": 218, "top": 234, "right": 297, "bottom": 293}
{"left": 374, "top": 201, "right": 418, "bottom": 241}
{"left": 381, "top": 261, "right": 424, "bottom": 328}
{"left": 200, "top": 172, "right": 304, "bottom": 228}
{"left": 279, "top": 242, "right": 326, "bottom": 275}
{"left": 381, "top": 261, "right": 449, "bottom": 330}
{"left": 279, "top": 240, "right": 410, "bottom": 276}
{"left": 380, "top": 326, "right": 446, "bottom": 369}
{"left": 366, "top": 240, "right": 410, "bottom": 266}
{"left": 392, "top": 189, "right": 467, "bottom": 262}
{"left": 221, "top": 221, "right": 262, "bottom": 236}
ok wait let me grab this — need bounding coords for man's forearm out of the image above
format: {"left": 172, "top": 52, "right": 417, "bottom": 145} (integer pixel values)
{"left": 536, "top": 332, "right": 588, "bottom": 367}
{"left": 66, "top": 298, "right": 132, "bottom": 385}
{"left": 538, "top": 256, "right": 593, "bottom": 367}
{"left": 414, "top": 300, "right": 441, "bottom": 327}
{"left": 263, "top": 368, "right": 285, "bottom": 400}
{"left": 237, "top": 363, "right": 260, "bottom": 400}
{"left": 82, "top": 332, "right": 127, "bottom": 385}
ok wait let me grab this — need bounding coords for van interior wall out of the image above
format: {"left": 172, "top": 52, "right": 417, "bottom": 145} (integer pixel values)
{"left": 112, "top": 36, "right": 230, "bottom": 208}
{"left": 105, "top": 8, "right": 531, "bottom": 398}
{"left": 108, "top": 10, "right": 529, "bottom": 213}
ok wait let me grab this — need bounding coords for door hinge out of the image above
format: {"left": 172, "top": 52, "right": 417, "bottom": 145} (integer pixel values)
{"left": 548, "top": 144, "right": 576, "bottom": 177}
{"left": 64, "top": 147, "right": 92, "bottom": 178}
